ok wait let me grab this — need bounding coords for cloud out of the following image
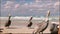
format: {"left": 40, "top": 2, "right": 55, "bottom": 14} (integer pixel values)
{"left": 53, "top": 1, "right": 60, "bottom": 11}
{"left": 35, "top": 0, "right": 41, "bottom": 3}
{"left": 14, "top": 4, "right": 20, "bottom": 9}
{"left": 23, "top": 3, "right": 28, "bottom": 6}
{"left": 1, "top": 1, "right": 55, "bottom": 11}
{"left": 1, "top": 0, "right": 60, "bottom": 16}
{"left": 2, "top": 0, "right": 53, "bottom": 10}
{"left": 54, "top": 2, "right": 60, "bottom": 7}
{"left": 4, "top": 1, "right": 14, "bottom": 9}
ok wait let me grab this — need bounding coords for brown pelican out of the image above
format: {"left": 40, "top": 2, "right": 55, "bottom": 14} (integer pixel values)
{"left": 27, "top": 16, "right": 33, "bottom": 28}
{"left": 50, "top": 19, "right": 59, "bottom": 34}
{"left": 5, "top": 14, "right": 11, "bottom": 28}
{"left": 50, "top": 23, "right": 58, "bottom": 34}
{"left": 0, "top": 14, "right": 11, "bottom": 32}
{"left": 50, "top": 13, "right": 59, "bottom": 34}
{"left": 34, "top": 10, "right": 50, "bottom": 34}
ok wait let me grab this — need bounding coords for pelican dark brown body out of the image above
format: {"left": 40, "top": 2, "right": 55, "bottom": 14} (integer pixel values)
{"left": 5, "top": 16, "right": 11, "bottom": 27}
{"left": 27, "top": 22, "right": 33, "bottom": 27}
{"left": 27, "top": 16, "right": 33, "bottom": 28}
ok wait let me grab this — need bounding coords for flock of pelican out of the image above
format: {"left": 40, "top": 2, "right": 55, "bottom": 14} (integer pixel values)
{"left": 0, "top": 10, "right": 59, "bottom": 34}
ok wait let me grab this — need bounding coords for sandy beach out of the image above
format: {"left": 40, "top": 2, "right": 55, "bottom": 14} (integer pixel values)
{"left": 0, "top": 17, "right": 59, "bottom": 34}
{"left": 0, "top": 26, "right": 52, "bottom": 34}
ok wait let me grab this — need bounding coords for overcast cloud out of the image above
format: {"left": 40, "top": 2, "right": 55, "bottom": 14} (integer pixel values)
{"left": 0, "top": 0, "right": 60, "bottom": 17}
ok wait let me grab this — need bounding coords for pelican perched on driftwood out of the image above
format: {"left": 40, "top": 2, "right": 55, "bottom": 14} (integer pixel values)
{"left": 34, "top": 10, "right": 50, "bottom": 34}
{"left": 27, "top": 16, "right": 33, "bottom": 28}
{"left": 5, "top": 14, "right": 11, "bottom": 28}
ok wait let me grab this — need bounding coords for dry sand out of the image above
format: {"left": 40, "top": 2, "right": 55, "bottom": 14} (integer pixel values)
{"left": 0, "top": 27, "right": 51, "bottom": 34}
{"left": 0, "top": 27, "right": 35, "bottom": 34}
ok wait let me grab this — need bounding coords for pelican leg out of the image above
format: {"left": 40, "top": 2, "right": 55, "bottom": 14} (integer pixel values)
{"left": 9, "top": 33, "right": 12, "bottom": 34}
{"left": 42, "top": 32, "right": 43, "bottom": 34}
{"left": 38, "top": 31, "right": 40, "bottom": 34}
{"left": 32, "top": 31, "right": 35, "bottom": 34}
{"left": 39, "top": 32, "right": 43, "bottom": 34}
{"left": 34, "top": 31, "right": 39, "bottom": 34}
{"left": 34, "top": 32, "right": 37, "bottom": 34}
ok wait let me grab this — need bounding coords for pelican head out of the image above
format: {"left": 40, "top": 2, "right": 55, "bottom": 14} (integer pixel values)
{"left": 8, "top": 14, "right": 11, "bottom": 19}
{"left": 45, "top": 10, "right": 50, "bottom": 22}
{"left": 29, "top": 16, "right": 33, "bottom": 22}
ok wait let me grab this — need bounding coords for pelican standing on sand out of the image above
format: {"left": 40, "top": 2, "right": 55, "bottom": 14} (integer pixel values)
{"left": 34, "top": 10, "right": 50, "bottom": 34}
{"left": 27, "top": 16, "right": 33, "bottom": 28}
{"left": 5, "top": 14, "right": 11, "bottom": 28}
{"left": 50, "top": 23, "right": 58, "bottom": 34}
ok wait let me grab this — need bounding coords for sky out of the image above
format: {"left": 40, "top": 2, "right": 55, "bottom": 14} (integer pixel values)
{"left": 0, "top": 0, "right": 60, "bottom": 17}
